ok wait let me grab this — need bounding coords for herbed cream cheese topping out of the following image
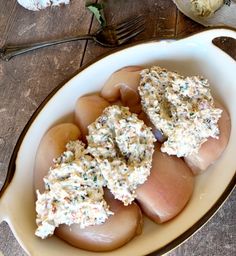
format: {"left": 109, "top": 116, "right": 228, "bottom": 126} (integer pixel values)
{"left": 35, "top": 140, "right": 113, "bottom": 239}
{"left": 138, "top": 66, "right": 222, "bottom": 157}
{"left": 87, "top": 105, "right": 156, "bottom": 205}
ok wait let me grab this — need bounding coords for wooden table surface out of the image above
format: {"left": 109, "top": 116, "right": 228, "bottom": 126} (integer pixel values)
{"left": 0, "top": 0, "right": 235, "bottom": 255}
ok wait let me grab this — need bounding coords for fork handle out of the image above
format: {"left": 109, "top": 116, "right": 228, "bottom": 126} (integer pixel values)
{"left": 0, "top": 34, "right": 94, "bottom": 61}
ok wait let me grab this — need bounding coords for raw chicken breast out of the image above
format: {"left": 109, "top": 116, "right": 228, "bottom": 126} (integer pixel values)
{"left": 101, "top": 66, "right": 143, "bottom": 113}
{"left": 34, "top": 123, "right": 81, "bottom": 192}
{"left": 55, "top": 189, "right": 143, "bottom": 252}
{"left": 184, "top": 101, "right": 231, "bottom": 174}
{"left": 74, "top": 94, "right": 110, "bottom": 138}
{"left": 34, "top": 113, "right": 143, "bottom": 251}
{"left": 136, "top": 145, "right": 194, "bottom": 223}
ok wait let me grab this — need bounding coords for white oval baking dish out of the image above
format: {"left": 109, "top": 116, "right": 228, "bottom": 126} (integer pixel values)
{"left": 0, "top": 28, "right": 235, "bottom": 256}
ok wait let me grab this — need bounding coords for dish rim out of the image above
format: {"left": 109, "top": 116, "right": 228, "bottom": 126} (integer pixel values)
{"left": 0, "top": 27, "right": 236, "bottom": 256}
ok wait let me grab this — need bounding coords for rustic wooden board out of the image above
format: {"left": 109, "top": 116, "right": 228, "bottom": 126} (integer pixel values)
{"left": 82, "top": 0, "right": 179, "bottom": 65}
{"left": 0, "top": 3, "right": 94, "bottom": 252}
{"left": 0, "top": 0, "right": 18, "bottom": 46}
{"left": 175, "top": 11, "right": 203, "bottom": 37}
{"left": 0, "top": 0, "right": 94, "bottom": 186}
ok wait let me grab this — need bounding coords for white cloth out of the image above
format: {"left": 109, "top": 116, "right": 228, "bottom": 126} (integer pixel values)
{"left": 17, "top": 0, "right": 70, "bottom": 11}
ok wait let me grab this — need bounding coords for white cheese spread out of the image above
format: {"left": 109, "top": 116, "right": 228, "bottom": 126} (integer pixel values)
{"left": 87, "top": 105, "right": 156, "bottom": 205}
{"left": 138, "top": 66, "right": 222, "bottom": 157}
{"left": 35, "top": 140, "right": 113, "bottom": 239}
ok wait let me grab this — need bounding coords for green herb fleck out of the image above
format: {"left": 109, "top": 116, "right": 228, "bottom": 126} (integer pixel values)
{"left": 224, "top": 0, "right": 231, "bottom": 6}
{"left": 83, "top": 173, "right": 88, "bottom": 180}
{"left": 86, "top": 2, "right": 106, "bottom": 27}
{"left": 93, "top": 176, "right": 97, "bottom": 182}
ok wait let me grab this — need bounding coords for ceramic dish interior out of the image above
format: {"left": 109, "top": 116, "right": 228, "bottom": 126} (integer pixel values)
{"left": 0, "top": 28, "right": 235, "bottom": 256}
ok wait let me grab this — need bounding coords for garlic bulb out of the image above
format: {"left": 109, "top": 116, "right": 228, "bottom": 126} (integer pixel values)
{"left": 173, "top": 0, "right": 236, "bottom": 28}
{"left": 191, "top": 0, "right": 224, "bottom": 17}
{"left": 17, "top": 0, "right": 70, "bottom": 11}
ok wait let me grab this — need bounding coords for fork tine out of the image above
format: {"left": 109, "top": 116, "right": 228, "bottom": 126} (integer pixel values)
{"left": 117, "top": 26, "right": 145, "bottom": 45}
{"left": 115, "top": 16, "right": 145, "bottom": 35}
{"left": 117, "top": 22, "right": 145, "bottom": 40}
{"left": 115, "top": 15, "right": 145, "bottom": 31}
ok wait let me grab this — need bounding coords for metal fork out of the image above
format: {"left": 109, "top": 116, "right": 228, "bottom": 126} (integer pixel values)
{"left": 0, "top": 15, "right": 145, "bottom": 61}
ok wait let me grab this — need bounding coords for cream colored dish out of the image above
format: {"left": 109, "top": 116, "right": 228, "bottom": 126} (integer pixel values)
{"left": 0, "top": 28, "right": 235, "bottom": 256}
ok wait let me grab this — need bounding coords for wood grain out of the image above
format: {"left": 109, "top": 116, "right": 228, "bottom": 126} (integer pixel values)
{"left": 0, "top": 0, "right": 235, "bottom": 255}
{"left": 0, "top": 0, "right": 93, "bottom": 205}
{"left": 82, "top": 0, "right": 179, "bottom": 65}
{"left": 0, "top": 0, "right": 18, "bottom": 46}
{"left": 175, "top": 10, "right": 203, "bottom": 37}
